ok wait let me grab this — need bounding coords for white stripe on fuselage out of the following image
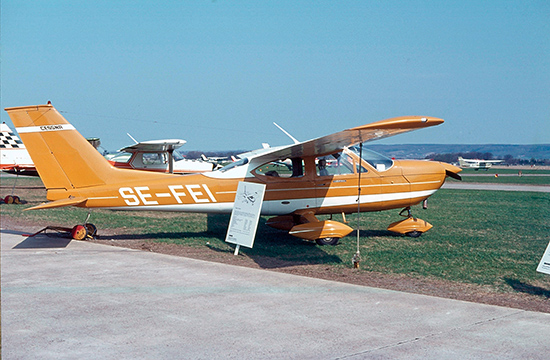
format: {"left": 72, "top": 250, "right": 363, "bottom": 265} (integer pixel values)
{"left": 105, "top": 189, "right": 437, "bottom": 215}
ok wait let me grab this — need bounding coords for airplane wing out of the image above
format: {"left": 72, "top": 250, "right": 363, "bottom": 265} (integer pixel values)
{"left": 248, "top": 116, "right": 443, "bottom": 166}
{"left": 119, "top": 139, "right": 187, "bottom": 153}
{"left": 236, "top": 145, "right": 286, "bottom": 160}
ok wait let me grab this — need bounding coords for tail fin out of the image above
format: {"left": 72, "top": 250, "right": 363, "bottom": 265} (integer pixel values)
{"left": 4, "top": 104, "right": 164, "bottom": 192}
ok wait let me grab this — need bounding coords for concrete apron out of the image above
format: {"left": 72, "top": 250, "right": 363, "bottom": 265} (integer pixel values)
{"left": 2, "top": 230, "right": 549, "bottom": 360}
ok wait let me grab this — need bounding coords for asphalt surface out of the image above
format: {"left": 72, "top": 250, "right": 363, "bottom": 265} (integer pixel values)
{"left": 2, "top": 230, "right": 550, "bottom": 359}
{"left": 442, "top": 182, "right": 550, "bottom": 192}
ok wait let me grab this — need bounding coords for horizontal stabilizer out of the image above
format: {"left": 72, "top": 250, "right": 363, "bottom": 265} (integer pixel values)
{"left": 25, "top": 197, "right": 87, "bottom": 211}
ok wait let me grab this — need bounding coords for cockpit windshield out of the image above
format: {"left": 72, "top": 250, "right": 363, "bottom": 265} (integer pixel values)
{"left": 349, "top": 145, "right": 394, "bottom": 172}
{"left": 218, "top": 157, "right": 249, "bottom": 172}
{"left": 173, "top": 150, "right": 184, "bottom": 161}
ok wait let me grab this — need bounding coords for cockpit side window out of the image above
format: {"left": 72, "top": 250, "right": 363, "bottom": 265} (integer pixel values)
{"left": 316, "top": 153, "right": 359, "bottom": 176}
{"left": 254, "top": 157, "right": 304, "bottom": 178}
{"left": 109, "top": 152, "right": 132, "bottom": 163}
{"left": 142, "top": 152, "right": 166, "bottom": 165}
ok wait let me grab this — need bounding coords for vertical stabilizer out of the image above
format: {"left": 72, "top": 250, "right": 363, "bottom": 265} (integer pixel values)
{"left": 4, "top": 104, "right": 114, "bottom": 190}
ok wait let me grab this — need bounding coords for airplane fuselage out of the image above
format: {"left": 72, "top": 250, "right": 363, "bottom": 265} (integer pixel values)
{"left": 57, "top": 157, "right": 448, "bottom": 218}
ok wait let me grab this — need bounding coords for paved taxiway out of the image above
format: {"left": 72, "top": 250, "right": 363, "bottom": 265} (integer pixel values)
{"left": 442, "top": 182, "right": 550, "bottom": 192}
{"left": 2, "top": 230, "right": 549, "bottom": 359}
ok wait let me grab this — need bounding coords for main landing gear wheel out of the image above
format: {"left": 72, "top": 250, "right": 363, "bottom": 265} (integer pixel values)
{"left": 405, "top": 230, "right": 422, "bottom": 238}
{"left": 315, "top": 237, "right": 340, "bottom": 246}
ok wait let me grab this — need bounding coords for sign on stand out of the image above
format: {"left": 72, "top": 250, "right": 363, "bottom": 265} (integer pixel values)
{"left": 537, "top": 240, "right": 550, "bottom": 275}
{"left": 225, "top": 181, "right": 266, "bottom": 255}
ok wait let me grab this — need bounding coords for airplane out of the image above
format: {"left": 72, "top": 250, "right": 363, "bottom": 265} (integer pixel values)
{"left": 458, "top": 156, "right": 503, "bottom": 170}
{"left": 0, "top": 122, "right": 37, "bottom": 176}
{"left": 1, "top": 122, "right": 214, "bottom": 176}
{"left": 108, "top": 136, "right": 215, "bottom": 174}
{"left": 5, "top": 103, "right": 461, "bottom": 244}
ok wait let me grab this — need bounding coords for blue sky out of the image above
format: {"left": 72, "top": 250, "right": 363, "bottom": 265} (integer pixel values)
{"left": 2, "top": 1, "right": 549, "bottom": 151}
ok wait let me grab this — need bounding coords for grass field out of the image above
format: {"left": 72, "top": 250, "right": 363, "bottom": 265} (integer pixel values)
{"left": 460, "top": 168, "right": 550, "bottom": 175}
{"left": 450, "top": 168, "right": 550, "bottom": 185}
{"left": 2, "top": 175, "right": 550, "bottom": 295}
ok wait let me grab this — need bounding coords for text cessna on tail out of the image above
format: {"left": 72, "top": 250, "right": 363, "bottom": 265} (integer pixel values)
{"left": 5, "top": 103, "right": 461, "bottom": 245}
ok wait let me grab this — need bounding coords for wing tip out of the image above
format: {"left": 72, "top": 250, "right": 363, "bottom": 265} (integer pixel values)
{"left": 351, "top": 116, "right": 444, "bottom": 131}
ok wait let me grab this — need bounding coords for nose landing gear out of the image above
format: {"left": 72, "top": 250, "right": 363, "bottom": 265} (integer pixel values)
{"left": 387, "top": 206, "right": 433, "bottom": 237}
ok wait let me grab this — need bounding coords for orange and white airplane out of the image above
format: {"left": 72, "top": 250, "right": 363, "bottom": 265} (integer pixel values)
{"left": 5, "top": 103, "right": 461, "bottom": 244}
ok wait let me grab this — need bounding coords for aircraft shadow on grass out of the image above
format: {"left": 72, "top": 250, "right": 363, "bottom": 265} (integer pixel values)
{"left": 15, "top": 216, "right": 399, "bottom": 267}
{"left": 101, "top": 215, "right": 412, "bottom": 269}
{"left": 103, "top": 233, "right": 343, "bottom": 270}
{"left": 102, "top": 214, "right": 343, "bottom": 269}
{"left": 356, "top": 229, "right": 405, "bottom": 238}
{"left": 505, "top": 278, "right": 550, "bottom": 299}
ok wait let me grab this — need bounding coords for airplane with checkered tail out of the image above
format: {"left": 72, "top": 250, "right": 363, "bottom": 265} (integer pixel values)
{"left": 0, "top": 122, "right": 36, "bottom": 176}
{"left": 5, "top": 103, "right": 461, "bottom": 244}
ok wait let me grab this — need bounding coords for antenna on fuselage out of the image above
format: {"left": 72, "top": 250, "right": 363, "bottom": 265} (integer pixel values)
{"left": 126, "top": 133, "right": 139, "bottom": 144}
{"left": 273, "top": 122, "right": 300, "bottom": 144}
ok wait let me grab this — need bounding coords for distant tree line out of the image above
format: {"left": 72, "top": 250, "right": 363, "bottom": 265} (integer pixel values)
{"left": 426, "top": 152, "right": 550, "bottom": 166}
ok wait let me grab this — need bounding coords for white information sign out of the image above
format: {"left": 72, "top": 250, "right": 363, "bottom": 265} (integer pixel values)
{"left": 225, "top": 181, "right": 266, "bottom": 253}
{"left": 536, "top": 240, "right": 550, "bottom": 275}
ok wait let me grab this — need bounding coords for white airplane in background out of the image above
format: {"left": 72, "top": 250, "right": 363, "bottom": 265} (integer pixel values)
{"left": 1, "top": 123, "right": 214, "bottom": 176}
{"left": 200, "top": 122, "right": 297, "bottom": 165}
{"left": 108, "top": 135, "right": 215, "bottom": 174}
{"left": 0, "top": 122, "right": 37, "bottom": 176}
{"left": 458, "top": 156, "right": 503, "bottom": 170}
